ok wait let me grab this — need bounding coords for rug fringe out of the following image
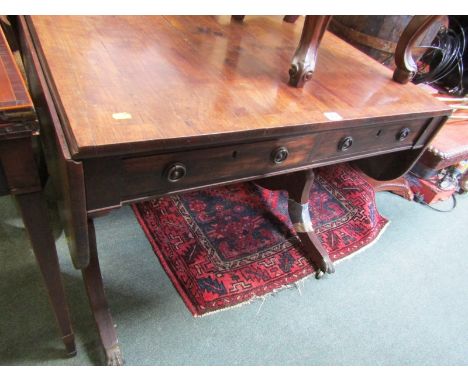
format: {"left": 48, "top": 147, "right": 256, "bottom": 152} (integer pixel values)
{"left": 195, "top": 219, "right": 391, "bottom": 318}
{"left": 193, "top": 276, "right": 315, "bottom": 317}
{"left": 333, "top": 219, "right": 391, "bottom": 265}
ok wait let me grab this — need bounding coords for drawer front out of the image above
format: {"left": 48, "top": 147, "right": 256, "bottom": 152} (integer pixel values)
{"left": 121, "top": 133, "right": 320, "bottom": 199}
{"left": 315, "top": 118, "right": 429, "bottom": 160}
{"left": 120, "top": 118, "right": 430, "bottom": 200}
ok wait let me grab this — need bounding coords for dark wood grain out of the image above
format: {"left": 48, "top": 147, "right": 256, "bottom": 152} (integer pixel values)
{"left": 16, "top": 191, "right": 76, "bottom": 356}
{"left": 0, "top": 24, "right": 75, "bottom": 356}
{"left": 16, "top": 15, "right": 453, "bottom": 365}
{"left": 17, "top": 16, "right": 90, "bottom": 269}
{"left": 354, "top": 115, "right": 448, "bottom": 180}
{"left": 393, "top": 16, "right": 445, "bottom": 84}
{"left": 288, "top": 16, "right": 332, "bottom": 87}
{"left": 0, "top": 138, "right": 76, "bottom": 356}
{"left": 255, "top": 170, "right": 334, "bottom": 278}
{"left": 354, "top": 166, "right": 414, "bottom": 201}
{"left": 79, "top": 114, "right": 431, "bottom": 213}
{"left": 82, "top": 219, "right": 122, "bottom": 366}
{"left": 118, "top": 118, "right": 430, "bottom": 200}
{"left": 27, "top": 16, "right": 450, "bottom": 159}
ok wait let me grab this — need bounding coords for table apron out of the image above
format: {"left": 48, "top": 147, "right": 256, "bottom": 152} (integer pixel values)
{"left": 83, "top": 115, "right": 440, "bottom": 214}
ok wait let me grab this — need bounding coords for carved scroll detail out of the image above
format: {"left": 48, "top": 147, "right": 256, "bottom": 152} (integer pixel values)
{"left": 289, "top": 15, "right": 332, "bottom": 88}
{"left": 393, "top": 15, "right": 444, "bottom": 84}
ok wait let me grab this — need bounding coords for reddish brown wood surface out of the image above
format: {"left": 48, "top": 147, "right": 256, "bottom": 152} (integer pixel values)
{"left": 116, "top": 117, "right": 430, "bottom": 203}
{"left": 288, "top": 16, "right": 332, "bottom": 87}
{"left": 255, "top": 170, "right": 334, "bottom": 277}
{"left": 393, "top": 16, "right": 445, "bottom": 84}
{"left": 17, "top": 16, "right": 90, "bottom": 269}
{"left": 82, "top": 219, "right": 122, "bottom": 366}
{"left": 354, "top": 165, "right": 414, "bottom": 201}
{"left": 0, "top": 27, "right": 33, "bottom": 112}
{"left": 17, "top": 16, "right": 455, "bottom": 365}
{"left": 27, "top": 16, "right": 450, "bottom": 159}
{"left": 16, "top": 190, "right": 77, "bottom": 356}
{"left": 0, "top": 24, "right": 76, "bottom": 356}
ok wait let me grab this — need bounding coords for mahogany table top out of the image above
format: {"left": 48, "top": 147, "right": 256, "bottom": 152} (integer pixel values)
{"left": 28, "top": 16, "right": 450, "bottom": 159}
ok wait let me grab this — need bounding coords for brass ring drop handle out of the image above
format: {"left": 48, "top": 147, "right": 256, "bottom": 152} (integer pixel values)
{"left": 165, "top": 163, "right": 187, "bottom": 182}
{"left": 272, "top": 147, "right": 289, "bottom": 164}
{"left": 397, "top": 128, "right": 411, "bottom": 141}
{"left": 338, "top": 136, "right": 353, "bottom": 151}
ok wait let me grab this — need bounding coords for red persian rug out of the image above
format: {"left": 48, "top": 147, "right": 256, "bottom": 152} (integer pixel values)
{"left": 133, "top": 164, "right": 388, "bottom": 316}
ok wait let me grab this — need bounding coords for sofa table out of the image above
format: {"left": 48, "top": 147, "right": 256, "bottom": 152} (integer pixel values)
{"left": 16, "top": 16, "right": 451, "bottom": 365}
{"left": 0, "top": 26, "right": 75, "bottom": 356}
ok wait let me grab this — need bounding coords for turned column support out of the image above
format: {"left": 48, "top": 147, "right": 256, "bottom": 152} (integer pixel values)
{"left": 288, "top": 15, "right": 332, "bottom": 88}
{"left": 393, "top": 15, "right": 444, "bottom": 84}
{"left": 255, "top": 169, "right": 335, "bottom": 278}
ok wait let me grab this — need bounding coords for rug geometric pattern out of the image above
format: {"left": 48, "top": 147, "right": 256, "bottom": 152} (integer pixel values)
{"left": 133, "top": 164, "right": 389, "bottom": 316}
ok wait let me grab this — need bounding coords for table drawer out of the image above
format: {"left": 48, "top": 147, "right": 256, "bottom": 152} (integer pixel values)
{"left": 315, "top": 118, "right": 429, "bottom": 159}
{"left": 120, "top": 118, "right": 430, "bottom": 200}
{"left": 121, "top": 133, "right": 320, "bottom": 198}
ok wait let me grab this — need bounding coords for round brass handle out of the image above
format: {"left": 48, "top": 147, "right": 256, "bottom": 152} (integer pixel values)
{"left": 338, "top": 136, "right": 353, "bottom": 151}
{"left": 397, "top": 127, "right": 411, "bottom": 141}
{"left": 272, "top": 147, "right": 289, "bottom": 164}
{"left": 165, "top": 163, "right": 187, "bottom": 182}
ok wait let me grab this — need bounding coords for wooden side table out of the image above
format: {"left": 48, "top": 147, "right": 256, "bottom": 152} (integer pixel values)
{"left": 0, "top": 27, "right": 76, "bottom": 356}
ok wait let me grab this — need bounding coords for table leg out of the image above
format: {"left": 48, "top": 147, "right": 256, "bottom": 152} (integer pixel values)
{"left": 289, "top": 15, "right": 332, "bottom": 87}
{"left": 354, "top": 165, "right": 414, "bottom": 201}
{"left": 16, "top": 191, "right": 76, "bottom": 356}
{"left": 255, "top": 169, "right": 335, "bottom": 278}
{"left": 81, "top": 218, "right": 123, "bottom": 366}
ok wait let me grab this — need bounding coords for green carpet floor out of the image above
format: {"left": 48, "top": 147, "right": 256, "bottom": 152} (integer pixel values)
{"left": 0, "top": 190, "right": 467, "bottom": 366}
